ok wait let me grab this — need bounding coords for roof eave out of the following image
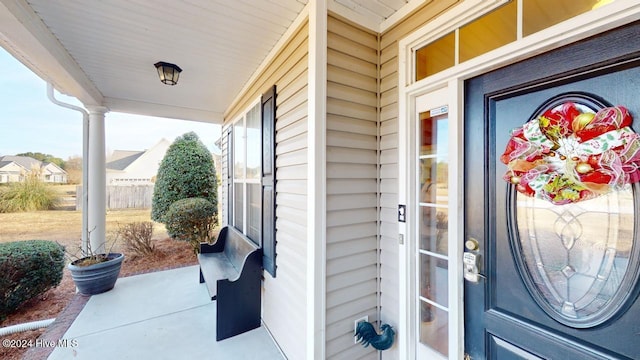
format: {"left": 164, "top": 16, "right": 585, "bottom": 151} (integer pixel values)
{"left": 0, "top": 0, "right": 104, "bottom": 106}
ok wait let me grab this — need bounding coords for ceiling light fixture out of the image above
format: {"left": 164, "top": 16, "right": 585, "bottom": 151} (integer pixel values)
{"left": 154, "top": 61, "right": 182, "bottom": 85}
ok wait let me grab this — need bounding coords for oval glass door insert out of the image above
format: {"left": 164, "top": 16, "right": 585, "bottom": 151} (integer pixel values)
{"left": 509, "top": 95, "right": 640, "bottom": 328}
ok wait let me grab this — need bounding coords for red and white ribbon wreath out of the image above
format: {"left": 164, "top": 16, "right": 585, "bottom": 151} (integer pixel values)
{"left": 501, "top": 102, "right": 640, "bottom": 205}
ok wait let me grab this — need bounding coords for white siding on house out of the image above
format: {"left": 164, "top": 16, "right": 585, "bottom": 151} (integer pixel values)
{"left": 0, "top": 162, "right": 24, "bottom": 183}
{"left": 0, "top": 157, "right": 67, "bottom": 184}
{"left": 326, "top": 14, "right": 378, "bottom": 360}
{"left": 105, "top": 139, "right": 170, "bottom": 185}
{"left": 223, "top": 21, "right": 309, "bottom": 360}
{"left": 378, "top": 2, "right": 460, "bottom": 359}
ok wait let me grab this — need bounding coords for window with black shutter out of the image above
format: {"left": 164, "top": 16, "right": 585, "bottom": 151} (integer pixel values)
{"left": 227, "top": 86, "right": 277, "bottom": 277}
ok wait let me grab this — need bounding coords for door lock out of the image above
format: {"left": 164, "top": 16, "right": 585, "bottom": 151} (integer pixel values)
{"left": 463, "top": 241, "right": 486, "bottom": 283}
{"left": 463, "top": 252, "right": 481, "bottom": 283}
{"left": 465, "top": 238, "right": 479, "bottom": 251}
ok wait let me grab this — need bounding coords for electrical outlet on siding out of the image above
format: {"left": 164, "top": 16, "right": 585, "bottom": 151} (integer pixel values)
{"left": 354, "top": 315, "right": 369, "bottom": 344}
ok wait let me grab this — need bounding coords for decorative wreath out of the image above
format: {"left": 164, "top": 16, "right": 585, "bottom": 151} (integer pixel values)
{"left": 501, "top": 102, "right": 640, "bottom": 205}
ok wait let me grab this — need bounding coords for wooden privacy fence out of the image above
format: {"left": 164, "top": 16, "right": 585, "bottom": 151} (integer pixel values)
{"left": 76, "top": 185, "right": 154, "bottom": 210}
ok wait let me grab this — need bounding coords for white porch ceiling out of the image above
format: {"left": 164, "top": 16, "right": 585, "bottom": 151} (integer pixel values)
{"left": 0, "top": 0, "right": 418, "bottom": 124}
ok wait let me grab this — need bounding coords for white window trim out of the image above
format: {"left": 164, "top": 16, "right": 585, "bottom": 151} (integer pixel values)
{"left": 230, "top": 96, "right": 262, "bottom": 238}
{"left": 398, "top": 1, "right": 640, "bottom": 359}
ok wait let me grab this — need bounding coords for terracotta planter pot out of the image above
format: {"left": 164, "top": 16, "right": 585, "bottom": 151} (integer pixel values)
{"left": 68, "top": 253, "right": 124, "bottom": 295}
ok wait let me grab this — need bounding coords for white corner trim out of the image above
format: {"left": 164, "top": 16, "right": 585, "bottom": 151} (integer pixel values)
{"left": 307, "top": 1, "right": 327, "bottom": 360}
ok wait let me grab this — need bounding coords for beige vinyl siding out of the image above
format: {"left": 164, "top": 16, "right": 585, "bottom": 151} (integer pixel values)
{"left": 223, "top": 21, "right": 309, "bottom": 360}
{"left": 378, "top": 2, "right": 461, "bottom": 359}
{"left": 325, "top": 15, "right": 379, "bottom": 360}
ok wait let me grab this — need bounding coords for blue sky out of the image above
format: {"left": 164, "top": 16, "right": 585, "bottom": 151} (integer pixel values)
{"left": 0, "top": 49, "right": 221, "bottom": 160}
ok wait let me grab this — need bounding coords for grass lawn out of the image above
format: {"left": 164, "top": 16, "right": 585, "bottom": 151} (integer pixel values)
{"left": 0, "top": 208, "right": 168, "bottom": 253}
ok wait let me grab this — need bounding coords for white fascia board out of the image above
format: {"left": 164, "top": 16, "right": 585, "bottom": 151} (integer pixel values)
{"left": 0, "top": 0, "right": 103, "bottom": 106}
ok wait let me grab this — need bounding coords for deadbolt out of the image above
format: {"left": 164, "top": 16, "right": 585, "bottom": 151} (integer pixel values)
{"left": 465, "top": 238, "right": 479, "bottom": 251}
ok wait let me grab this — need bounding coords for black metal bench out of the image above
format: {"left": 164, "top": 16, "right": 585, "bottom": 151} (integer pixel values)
{"left": 198, "top": 226, "right": 262, "bottom": 341}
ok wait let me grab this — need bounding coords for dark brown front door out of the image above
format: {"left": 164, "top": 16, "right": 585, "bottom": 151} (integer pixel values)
{"left": 464, "top": 21, "right": 640, "bottom": 359}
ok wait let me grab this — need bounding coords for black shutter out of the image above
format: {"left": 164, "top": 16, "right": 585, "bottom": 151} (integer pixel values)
{"left": 261, "top": 85, "right": 277, "bottom": 277}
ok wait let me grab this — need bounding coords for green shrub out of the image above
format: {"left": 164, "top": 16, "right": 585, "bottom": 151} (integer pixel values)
{"left": 0, "top": 171, "right": 60, "bottom": 213}
{"left": 164, "top": 198, "right": 216, "bottom": 252}
{"left": 0, "top": 240, "right": 65, "bottom": 321}
{"left": 151, "top": 132, "right": 218, "bottom": 224}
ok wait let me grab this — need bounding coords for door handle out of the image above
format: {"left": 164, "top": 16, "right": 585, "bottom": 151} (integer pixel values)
{"left": 463, "top": 238, "right": 486, "bottom": 283}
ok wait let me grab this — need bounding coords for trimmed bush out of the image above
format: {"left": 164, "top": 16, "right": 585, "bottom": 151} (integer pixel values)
{"left": 151, "top": 132, "right": 218, "bottom": 224}
{"left": 0, "top": 171, "right": 60, "bottom": 213}
{"left": 164, "top": 197, "right": 216, "bottom": 252}
{"left": 117, "top": 222, "right": 155, "bottom": 257}
{"left": 0, "top": 240, "right": 65, "bottom": 321}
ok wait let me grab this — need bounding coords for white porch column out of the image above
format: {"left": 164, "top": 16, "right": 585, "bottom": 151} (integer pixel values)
{"left": 87, "top": 106, "right": 108, "bottom": 253}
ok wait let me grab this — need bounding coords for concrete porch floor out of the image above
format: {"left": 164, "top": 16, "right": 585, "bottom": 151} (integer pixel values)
{"left": 46, "top": 265, "right": 284, "bottom": 360}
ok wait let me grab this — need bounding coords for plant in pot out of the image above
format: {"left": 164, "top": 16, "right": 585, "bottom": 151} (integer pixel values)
{"left": 66, "top": 233, "right": 124, "bottom": 295}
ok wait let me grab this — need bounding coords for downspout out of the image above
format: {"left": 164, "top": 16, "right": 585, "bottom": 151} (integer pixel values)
{"left": 0, "top": 318, "right": 55, "bottom": 336}
{"left": 46, "top": 83, "right": 90, "bottom": 255}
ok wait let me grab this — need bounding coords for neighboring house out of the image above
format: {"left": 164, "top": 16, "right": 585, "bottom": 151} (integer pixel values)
{"left": 3, "top": 1, "right": 640, "bottom": 359}
{"left": 105, "top": 138, "right": 170, "bottom": 185}
{"left": 0, "top": 155, "right": 67, "bottom": 183}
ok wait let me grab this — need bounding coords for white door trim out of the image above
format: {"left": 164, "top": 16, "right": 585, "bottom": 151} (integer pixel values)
{"left": 397, "top": 1, "right": 640, "bottom": 359}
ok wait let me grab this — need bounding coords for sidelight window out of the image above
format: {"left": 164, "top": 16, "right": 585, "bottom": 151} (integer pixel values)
{"left": 418, "top": 109, "right": 450, "bottom": 356}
